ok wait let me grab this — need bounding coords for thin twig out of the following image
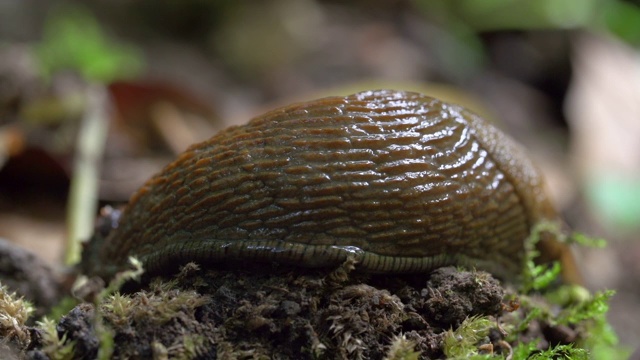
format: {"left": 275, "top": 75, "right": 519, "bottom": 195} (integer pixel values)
{"left": 65, "top": 84, "right": 109, "bottom": 266}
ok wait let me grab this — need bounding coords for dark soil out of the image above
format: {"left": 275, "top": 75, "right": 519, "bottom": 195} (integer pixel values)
{"left": 25, "top": 263, "right": 513, "bottom": 359}
{"left": 0, "top": 239, "right": 62, "bottom": 319}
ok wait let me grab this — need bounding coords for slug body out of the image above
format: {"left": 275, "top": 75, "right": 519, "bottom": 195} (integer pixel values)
{"left": 82, "top": 90, "right": 577, "bottom": 282}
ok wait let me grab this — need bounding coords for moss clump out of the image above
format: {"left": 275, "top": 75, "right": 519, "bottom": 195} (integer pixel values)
{"left": 36, "top": 317, "right": 75, "bottom": 360}
{"left": 384, "top": 334, "right": 420, "bottom": 360}
{"left": 442, "top": 316, "right": 494, "bottom": 358}
{"left": 0, "top": 282, "right": 34, "bottom": 352}
{"left": 15, "top": 229, "right": 627, "bottom": 359}
{"left": 499, "top": 225, "right": 629, "bottom": 360}
{"left": 101, "top": 283, "right": 209, "bottom": 326}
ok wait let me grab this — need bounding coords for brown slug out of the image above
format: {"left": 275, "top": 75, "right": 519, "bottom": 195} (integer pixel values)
{"left": 81, "top": 90, "right": 579, "bottom": 283}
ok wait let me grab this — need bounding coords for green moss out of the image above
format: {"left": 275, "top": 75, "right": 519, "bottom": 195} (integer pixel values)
{"left": 501, "top": 288, "right": 628, "bottom": 360}
{"left": 0, "top": 283, "right": 34, "bottom": 332}
{"left": 570, "top": 232, "right": 608, "bottom": 248}
{"left": 510, "top": 341, "right": 540, "bottom": 359}
{"left": 555, "top": 290, "right": 614, "bottom": 325}
{"left": 33, "top": 230, "right": 627, "bottom": 359}
{"left": 100, "top": 288, "right": 209, "bottom": 326}
{"left": 421, "top": 224, "right": 627, "bottom": 359}
{"left": 520, "top": 222, "right": 564, "bottom": 293}
{"left": 443, "top": 316, "right": 493, "bottom": 358}
{"left": 91, "top": 256, "right": 144, "bottom": 360}
{"left": 178, "top": 334, "right": 208, "bottom": 360}
{"left": 101, "top": 256, "right": 145, "bottom": 298}
{"left": 582, "top": 313, "right": 631, "bottom": 360}
{"left": 511, "top": 342, "right": 591, "bottom": 359}
{"left": 37, "top": 317, "right": 75, "bottom": 360}
{"left": 436, "top": 224, "right": 626, "bottom": 359}
{"left": 96, "top": 326, "right": 114, "bottom": 360}
{"left": 101, "top": 293, "right": 134, "bottom": 326}
{"left": 500, "top": 225, "right": 628, "bottom": 360}
{"left": 383, "top": 334, "right": 420, "bottom": 360}
{"left": 0, "top": 283, "right": 35, "bottom": 350}
{"left": 529, "top": 343, "right": 589, "bottom": 359}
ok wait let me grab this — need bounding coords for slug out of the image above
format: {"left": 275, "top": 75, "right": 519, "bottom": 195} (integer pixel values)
{"left": 81, "top": 90, "right": 579, "bottom": 283}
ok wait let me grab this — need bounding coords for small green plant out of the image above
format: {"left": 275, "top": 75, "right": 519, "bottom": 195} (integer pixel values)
{"left": 85, "top": 260, "right": 211, "bottom": 358}
{"left": 570, "top": 232, "right": 608, "bottom": 248}
{"left": 37, "top": 317, "right": 75, "bottom": 360}
{"left": 582, "top": 311, "right": 630, "bottom": 359}
{"left": 0, "top": 283, "right": 34, "bottom": 348}
{"left": 99, "top": 287, "right": 208, "bottom": 326}
{"left": 384, "top": 334, "right": 421, "bottom": 360}
{"left": 442, "top": 316, "right": 493, "bottom": 358}
{"left": 100, "top": 256, "right": 145, "bottom": 298}
{"left": 512, "top": 342, "right": 591, "bottom": 359}
{"left": 500, "top": 225, "right": 628, "bottom": 359}
{"left": 36, "top": 4, "right": 143, "bottom": 83}
{"left": 0, "top": 284, "right": 33, "bottom": 329}
{"left": 555, "top": 290, "right": 614, "bottom": 325}
{"left": 432, "top": 224, "right": 626, "bottom": 359}
{"left": 520, "top": 222, "right": 564, "bottom": 293}
{"left": 179, "top": 334, "right": 208, "bottom": 360}
{"left": 530, "top": 343, "right": 589, "bottom": 359}
{"left": 92, "top": 257, "right": 144, "bottom": 360}
{"left": 101, "top": 293, "right": 135, "bottom": 327}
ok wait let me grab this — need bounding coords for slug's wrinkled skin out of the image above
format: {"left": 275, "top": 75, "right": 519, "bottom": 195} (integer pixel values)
{"left": 82, "top": 90, "right": 579, "bottom": 283}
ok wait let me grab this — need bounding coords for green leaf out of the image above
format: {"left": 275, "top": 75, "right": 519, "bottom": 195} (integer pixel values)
{"left": 570, "top": 233, "right": 608, "bottom": 248}
{"left": 600, "top": 1, "right": 640, "bottom": 46}
{"left": 36, "top": 4, "right": 144, "bottom": 83}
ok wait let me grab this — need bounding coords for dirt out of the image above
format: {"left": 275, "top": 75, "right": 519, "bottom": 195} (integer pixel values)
{"left": 19, "top": 262, "right": 515, "bottom": 359}
{"left": 0, "top": 239, "right": 62, "bottom": 320}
